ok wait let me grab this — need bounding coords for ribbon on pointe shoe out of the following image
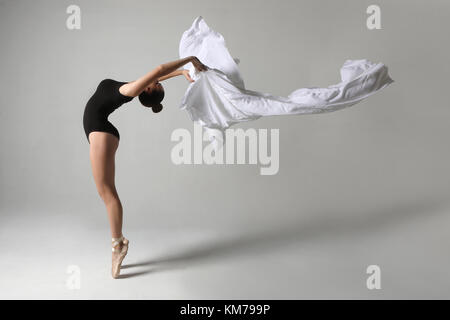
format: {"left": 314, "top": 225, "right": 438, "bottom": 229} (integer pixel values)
{"left": 111, "top": 236, "right": 124, "bottom": 252}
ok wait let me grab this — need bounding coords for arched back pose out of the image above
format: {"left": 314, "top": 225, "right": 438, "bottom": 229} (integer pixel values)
{"left": 83, "top": 56, "right": 208, "bottom": 278}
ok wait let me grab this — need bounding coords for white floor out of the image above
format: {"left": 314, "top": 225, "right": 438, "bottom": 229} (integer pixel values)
{"left": 1, "top": 199, "right": 450, "bottom": 299}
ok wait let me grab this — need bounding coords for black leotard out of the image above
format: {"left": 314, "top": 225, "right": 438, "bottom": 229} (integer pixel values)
{"left": 83, "top": 79, "right": 134, "bottom": 143}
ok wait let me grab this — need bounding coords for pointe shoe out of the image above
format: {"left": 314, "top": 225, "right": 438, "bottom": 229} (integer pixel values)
{"left": 111, "top": 236, "right": 129, "bottom": 279}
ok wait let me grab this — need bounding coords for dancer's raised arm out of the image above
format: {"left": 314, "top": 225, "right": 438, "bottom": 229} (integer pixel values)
{"left": 120, "top": 56, "right": 208, "bottom": 97}
{"left": 157, "top": 69, "right": 184, "bottom": 82}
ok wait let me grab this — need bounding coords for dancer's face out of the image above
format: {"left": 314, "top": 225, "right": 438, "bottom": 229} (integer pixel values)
{"left": 145, "top": 81, "right": 163, "bottom": 94}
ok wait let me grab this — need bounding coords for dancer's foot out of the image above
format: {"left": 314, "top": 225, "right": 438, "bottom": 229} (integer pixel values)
{"left": 111, "top": 236, "right": 129, "bottom": 279}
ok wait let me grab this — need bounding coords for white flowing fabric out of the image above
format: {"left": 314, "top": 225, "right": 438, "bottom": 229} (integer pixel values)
{"left": 179, "top": 16, "right": 394, "bottom": 142}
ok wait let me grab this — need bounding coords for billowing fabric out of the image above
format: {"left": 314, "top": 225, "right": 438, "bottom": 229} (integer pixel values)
{"left": 178, "top": 16, "right": 394, "bottom": 140}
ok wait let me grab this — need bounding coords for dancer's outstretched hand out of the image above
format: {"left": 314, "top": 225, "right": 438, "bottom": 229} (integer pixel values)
{"left": 182, "top": 69, "right": 195, "bottom": 83}
{"left": 191, "top": 56, "right": 209, "bottom": 72}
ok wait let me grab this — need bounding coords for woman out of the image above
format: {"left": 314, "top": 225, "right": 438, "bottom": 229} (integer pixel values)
{"left": 83, "top": 56, "right": 208, "bottom": 278}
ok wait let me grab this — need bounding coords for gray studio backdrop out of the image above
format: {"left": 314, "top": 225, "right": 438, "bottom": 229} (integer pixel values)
{"left": 1, "top": 0, "right": 450, "bottom": 298}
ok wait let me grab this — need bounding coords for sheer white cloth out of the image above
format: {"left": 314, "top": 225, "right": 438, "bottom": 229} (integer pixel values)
{"left": 178, "top": 16, "right": 394, "bottom": 143}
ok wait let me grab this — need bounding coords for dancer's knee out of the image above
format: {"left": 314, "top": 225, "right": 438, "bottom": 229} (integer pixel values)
{"left": 97, "top": 184, "right": 118, "bottom": 203}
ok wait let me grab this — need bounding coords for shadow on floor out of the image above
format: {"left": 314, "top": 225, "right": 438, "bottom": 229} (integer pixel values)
{"left": 118, "top": 197, "right": 448, "bottom": 279}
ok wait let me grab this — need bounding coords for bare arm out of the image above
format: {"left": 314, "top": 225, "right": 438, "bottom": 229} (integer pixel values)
{"left": 157, "top": 69, "right": 184, "bottom": 82}
{"left": 120, "top": 56, "right": 194, "bottom": 97}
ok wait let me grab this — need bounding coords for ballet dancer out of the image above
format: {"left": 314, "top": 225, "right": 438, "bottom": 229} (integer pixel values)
{"left": 83, "top": 56, "right": 208, "bottom": 278}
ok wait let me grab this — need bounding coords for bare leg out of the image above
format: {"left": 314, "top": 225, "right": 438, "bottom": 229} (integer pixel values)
{"left": 88, "top": 132, "right": 123, "bottom": 238}
{"left": 88, "top": 132, "right": 129, "bottom": 278}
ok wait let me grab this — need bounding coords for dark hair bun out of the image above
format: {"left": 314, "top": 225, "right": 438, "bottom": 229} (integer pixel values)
{"left": 151, "top": 103, "right": 163, "bottom": 113}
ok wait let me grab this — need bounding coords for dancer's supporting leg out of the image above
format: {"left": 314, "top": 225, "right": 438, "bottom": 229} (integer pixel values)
{"left": 88, "top": 131, "right": 128, "bottom": 278}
